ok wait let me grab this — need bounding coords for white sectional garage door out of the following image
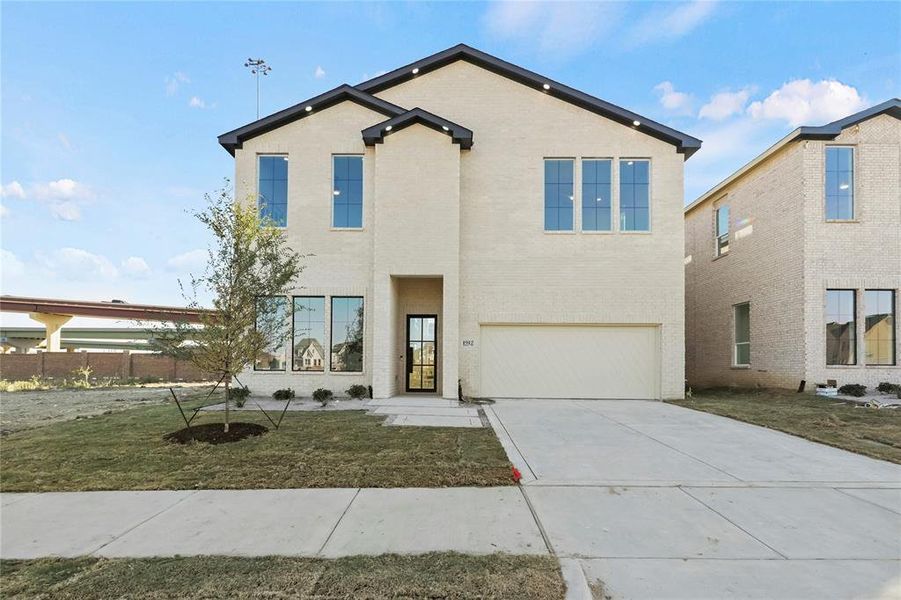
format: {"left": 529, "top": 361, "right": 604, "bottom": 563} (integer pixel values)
{"left": 480, "top": 325, "right": 659, "bottom": 399}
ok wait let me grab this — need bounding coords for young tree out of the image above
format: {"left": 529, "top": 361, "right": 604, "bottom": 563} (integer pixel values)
{"left": 153, "top": 181, "right": 302, "bottom": 431}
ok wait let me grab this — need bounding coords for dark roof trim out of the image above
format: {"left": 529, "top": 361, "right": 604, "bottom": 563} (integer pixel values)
{"left": 218, "top": 85, "right": 406, "bottom": 155}
{"left": 796, "top": 97, "right": 900, "bottom": 140}
{"left": 356, "top": 43, "right": 702, "bottom": 159}
{"left": 362, "top": 108, "right": 474, "bottom": 149}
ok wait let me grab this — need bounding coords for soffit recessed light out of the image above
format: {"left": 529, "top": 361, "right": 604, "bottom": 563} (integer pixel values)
{"left": 305, "top": 106, "right": 313, "bottom": 112}
{"left": 632, "top": 120, "right": 641, "bottom": 127}
{"left": 543, "top": 83, "right": 551, "bottom": 90}
{"left": 385, "top": 125, "right": 393, "bottom": 131}
{"left": 442, "top": 125, "right": 450, "bottom": 132}
{"left": 412, "top": 67, "right": 419, "bottom": 74}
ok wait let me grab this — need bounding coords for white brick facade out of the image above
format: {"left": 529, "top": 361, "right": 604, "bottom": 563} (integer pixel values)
{"left": 230, "top": 52, "right": 690, "bottom": 400}
{"left": 685, "top": 111, "right": 900, "bottom": 390}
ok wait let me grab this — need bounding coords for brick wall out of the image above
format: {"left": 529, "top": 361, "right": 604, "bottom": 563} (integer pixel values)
{"left": 0, "top": 352, "right": 212, "bottom": 382}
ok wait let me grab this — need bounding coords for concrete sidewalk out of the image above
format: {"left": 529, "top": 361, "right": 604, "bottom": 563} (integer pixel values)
{"left": 0, "top": 487, "right": 546, "bottom": 560}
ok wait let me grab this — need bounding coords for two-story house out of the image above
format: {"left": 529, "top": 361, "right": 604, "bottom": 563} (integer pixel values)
{"left": 219, "top": 44, "right": 701, "bottom": 400}
{"left": 685, "top": 99, "right": 900, "bottom": 390}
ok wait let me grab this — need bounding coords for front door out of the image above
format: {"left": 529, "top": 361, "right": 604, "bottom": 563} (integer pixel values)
{"left": 406, "top": 315, "right": 437, "bottom": 392}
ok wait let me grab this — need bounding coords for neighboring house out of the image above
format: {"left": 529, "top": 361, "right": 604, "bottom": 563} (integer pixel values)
{"left": 219, "top": 44, "right": 701, "bottom": 400}
{"left": 684, "top": 99, "right": 900, "bottom": 390}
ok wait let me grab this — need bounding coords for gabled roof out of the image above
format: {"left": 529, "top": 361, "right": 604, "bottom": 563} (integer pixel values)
{"left": 685, "top": 98, "right": 901, "bottom": 215}
{"left": 218, "top": 85, "right": 406, "bottom": 155}
{"left": 356, "top": 43, "right": 702, "bottom": 158}
{"left": 361, "top": 107, "right": 474, "bottom": 149}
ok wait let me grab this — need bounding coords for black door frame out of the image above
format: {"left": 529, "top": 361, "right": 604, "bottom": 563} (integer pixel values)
{"left": 405, "top": 314, "right": 438, "bottom": 393}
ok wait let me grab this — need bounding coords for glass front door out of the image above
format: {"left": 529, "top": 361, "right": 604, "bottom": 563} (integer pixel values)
{"left": 406, "top": 315, "right": 437, "bottom": 392}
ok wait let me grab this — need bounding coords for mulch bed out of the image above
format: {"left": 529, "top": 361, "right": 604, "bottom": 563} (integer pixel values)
{"left": 164, "top": 422, "right": 268, "bottom": 445}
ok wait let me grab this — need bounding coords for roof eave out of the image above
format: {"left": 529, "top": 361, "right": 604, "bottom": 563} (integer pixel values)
{"left": 356, "top": 43, "right": 702, "bottom": 158}
{"left": 361, "top": 108, "right": 474, "bottom": 150}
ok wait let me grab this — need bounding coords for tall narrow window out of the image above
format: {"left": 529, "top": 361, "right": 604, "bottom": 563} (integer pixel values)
{"left": 734, "top": 303, "right": 750, "bottom": 366}
{"left": 258, "top": 156, "right": 288, "bottom": 227}
{"left": 331, "top": 297, "right": 364, "bottom": 372}
{"left": 865, "top": 290, "right": 895, "bottom": 365}
{"left": 333, "top": 156, "right": 363, "bottom": 228}
{"left": 826, "top": 290, "right": 856, "bottom": 365}
{"left": 715, "top": 205, "right": 730, "bottom": 256}
{"left": 544, "top": 159, "right": 573, "bottom": 231}
{"left": 293, "top": 297, "right": 325, "bottom": 372}
{"left": 581, "top": 159, "right": 612, "bottom": 231}
{"left": 825, "top": 147, "right": 854, "bottom": 221}
{"left": 254, "top": 296, "right": 288, "bottom": 371}
{"left": 620, "top": 159, "right": 650, "bottom": 231}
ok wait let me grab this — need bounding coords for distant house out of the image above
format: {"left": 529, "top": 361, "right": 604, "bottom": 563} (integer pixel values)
{"left": 218, "top": 44, "right": 701, "bottom": 399}
{"left": 684, "top": 99, "right": 900, "bottom": 390}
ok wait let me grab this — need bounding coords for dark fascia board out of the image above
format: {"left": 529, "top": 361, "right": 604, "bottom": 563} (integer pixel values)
{"left": 218, "top": 85, "right": 406, "bottom": 155}
{"left": 362, "top": 107, "right": 474, "bottom": 149}
{"left": 796, "top": 98, "right": 900, "bottom": 140}
{"left": 356, "top": 43, "right": 703, "bottom": 159}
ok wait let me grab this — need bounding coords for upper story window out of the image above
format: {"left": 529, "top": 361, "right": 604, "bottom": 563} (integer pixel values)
{"left": 581, "top": 159, "right": 612, "bottom": 231}
{"left": 544, "top": 159, "right": 574, "bottom": 231}
{"left": 864, "top": 290, "right": 896, "bottom": 366}
{"left": 333, "top": 156, "right": 363, "bottom": 229}
{"left": 620, "top": 159, "right": 650, "bottom": 232}
{"left": 293, "top": 296, "right": 326, "bottom": 372}
{"left": 825, "top": 146, "right": 854, "bottom": 221}
{"left": 826, "top": 289, "right": 856, "bottom": 365}
{"left": 258, "top": 156, "right": 288, "bottom": 228}
{"left": 715, "top": 204, "right": 730, "bottom": 256}
{"left": 254, "top": 296, "right": 288, "bottom": 371}
{"left": 734, "top": 302, "right": 750, "bottom": 366}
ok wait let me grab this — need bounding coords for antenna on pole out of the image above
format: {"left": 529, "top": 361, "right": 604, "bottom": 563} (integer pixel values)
{"left": 243, "top": 58, "right": 271, "bottom": 119}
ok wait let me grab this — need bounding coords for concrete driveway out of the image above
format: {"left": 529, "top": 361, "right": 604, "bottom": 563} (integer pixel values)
{"left": 487, "top": 399, "right": 901, "bottom": 600}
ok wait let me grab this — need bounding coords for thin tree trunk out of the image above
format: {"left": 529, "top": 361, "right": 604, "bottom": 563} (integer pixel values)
{"left": 223, "top": 376, "right": 230, "bottom": 433}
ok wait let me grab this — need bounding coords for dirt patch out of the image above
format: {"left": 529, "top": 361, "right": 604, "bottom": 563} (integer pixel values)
{"left": 164, "top": 422, "right": 268, "bottom": 445}
{"left": 0, "top": 384, "right": 212, "bottom": 435}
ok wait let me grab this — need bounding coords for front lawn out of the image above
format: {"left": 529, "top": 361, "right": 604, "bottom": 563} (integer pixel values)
{"left": 0, "top": 553, "right": 565, "bottom": 600}
{"left": 668, "top": 388, "right": 901, "bottom": 464}
{"left": 0, "top": 392, "right": 512, "bottom": 491}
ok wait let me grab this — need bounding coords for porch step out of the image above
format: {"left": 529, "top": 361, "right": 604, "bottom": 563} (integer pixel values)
{"left": 367, "top": 397, "right": 459, "bottom": 408}
{"left": 370, "top": 406, "right": 480, "bottom": 418}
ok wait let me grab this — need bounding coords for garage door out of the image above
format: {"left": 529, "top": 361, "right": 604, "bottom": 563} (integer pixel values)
{"left": 480, "top": 325, "right": 659, "bottom": 399}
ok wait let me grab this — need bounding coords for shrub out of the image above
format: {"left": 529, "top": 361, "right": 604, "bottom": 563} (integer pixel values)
{"left": 228, "top": 386, "right": 251, "bottom": 407}
{"left": 838, "top": 383, "right": 867, "bottom": 397}
{"left": 272, "top": 388, "right": 295, "bottom": 400}
{"left": 312, "top": 388, "right": 333, "bottom": 407}
{"left": 876, "top": 382, "right": 899, "bottom": 394}
{"left": 346, "top": 384, "right": 368, "bottom": 400}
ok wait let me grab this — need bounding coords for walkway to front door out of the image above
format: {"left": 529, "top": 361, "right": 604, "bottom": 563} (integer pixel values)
{"left": 406, "top": 315, "right": 437, "bottom": 392}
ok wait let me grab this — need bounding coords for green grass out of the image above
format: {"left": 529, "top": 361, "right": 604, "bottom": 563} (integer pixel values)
{"left": 0, "top": 553, "right": 565, "bottom": 599}
{"left": 668, "top": 388, "right": 901, "bottom": 464}
{"left": 0, "top": 393, "right": 512, "bottom": 491}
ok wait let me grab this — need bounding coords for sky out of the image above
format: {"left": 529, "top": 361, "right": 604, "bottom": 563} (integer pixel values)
{"left": 1, "top": 1, "right": 899, "bottom": 326}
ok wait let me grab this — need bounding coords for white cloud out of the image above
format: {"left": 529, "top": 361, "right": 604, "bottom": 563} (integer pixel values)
{"left": 314, "top": 66, "right": 326, "bottom": 79}
{"left": 165, "top": 71, "right": 191, "bottom": 96}
{"left": 167, "top": 249, "right": 207, "bottom": 272}
{"left": 121, "top": 256, "right": 151, "bottom": 278}
{"left": 654, "top": 81, "right": 694, "bottom": 115}
{"left": 49, "top": 201, "right": 81, "bottom": 221}
{"left": 37, "top": 248, "right": 118, "bottom": 281}
{"left": 699, "top": 87, "right": 754, "bottom": 121}
{"left": 627, "top": 1, "right": 718, "bottom": 47}
{"left": 747, "top": 79, "right": 868, "bottom": 127}
{"left": 31, "top": 178, "right": 93, "bottom": 201}
{"left": 188, "top": 96, "right": 208, "bottom": 109}
{"left": 483, "top": 1, "right": 621, "bottom": 57}
{"left": 1, "top": 181, "right": 26, "bottom": 199}
{"left": 1, "top": 249, "right": 25, "bottom": 280}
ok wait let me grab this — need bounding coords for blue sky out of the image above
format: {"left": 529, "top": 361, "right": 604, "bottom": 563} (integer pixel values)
{"left": 1, "top": 1, "right": 899, "bottom": 325}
